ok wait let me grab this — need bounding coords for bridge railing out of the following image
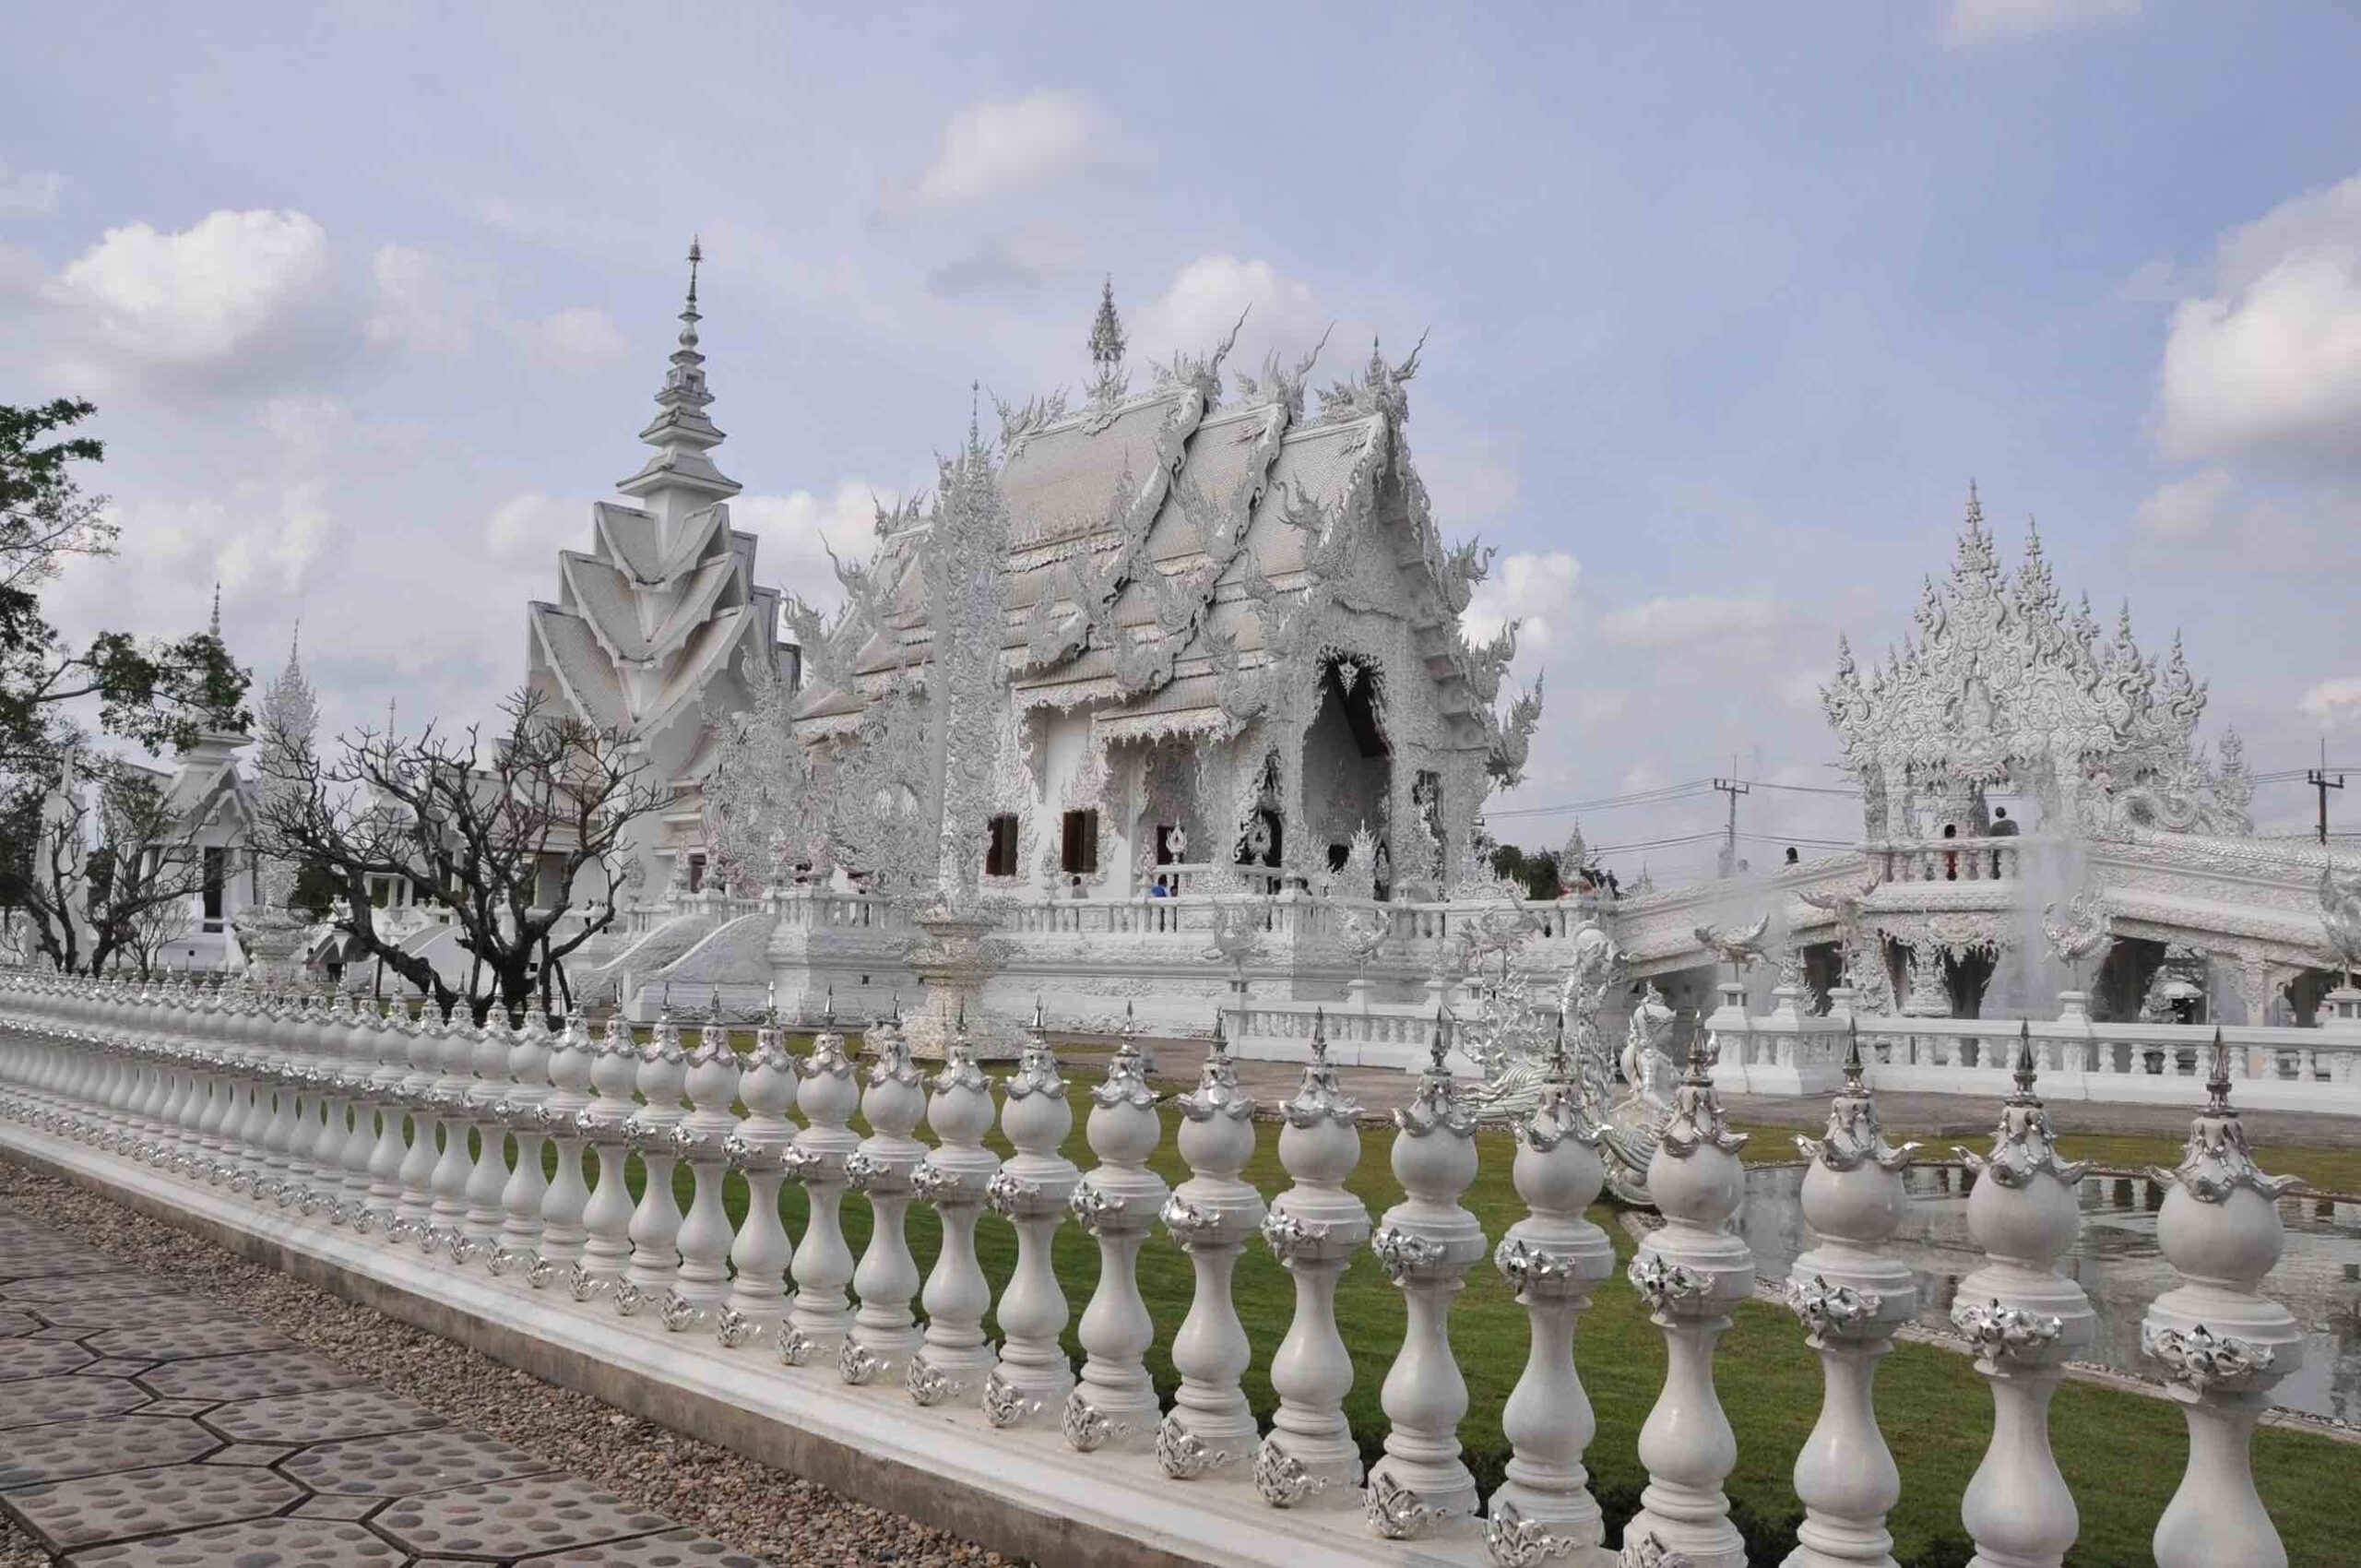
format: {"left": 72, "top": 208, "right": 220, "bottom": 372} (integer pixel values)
{"left": 0, "top": 974, "right": 2312, "bottom": 1568}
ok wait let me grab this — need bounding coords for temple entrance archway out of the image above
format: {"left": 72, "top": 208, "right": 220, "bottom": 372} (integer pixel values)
{"left": 1300, "top": 655, "right": 1391, "bottom": 880}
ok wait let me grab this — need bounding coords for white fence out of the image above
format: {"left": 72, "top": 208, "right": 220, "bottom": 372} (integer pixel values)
{"left": 1, "top": 974, "right": 2315, "bottom": 1568}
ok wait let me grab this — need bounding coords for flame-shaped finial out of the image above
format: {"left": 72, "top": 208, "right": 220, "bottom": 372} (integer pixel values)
{"left": 1843, "top": 1017, "right": 1866, "bottom": 1089}
{"left": 1551, "top": 1006, "right": 1570, "bottom": 1080}
{"left": 822, "top": 986, "right": 836, "bottom": 1028}
{"left": 681, "top": 236, "right": 703, "bottom": 347}
{"left": 1311, "top": 1005, "right": 1329, "bottom": 1068}
{"left": 763, "top": 978, "right": 777, "bottom": 1027}
{"left": 2010, "top": 1018, "right": 2039, "bottom": 1103}
{"left": 2204, "top": 1026, "right": 2235, "bottom": 1117}
{"left": 1429, "top": 1004, "right": 1450, "bottom": 1075}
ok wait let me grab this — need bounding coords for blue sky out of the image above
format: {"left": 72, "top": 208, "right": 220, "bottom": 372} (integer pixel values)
{"left": 3, "top": 0, "right": 2356, "bottom": 877}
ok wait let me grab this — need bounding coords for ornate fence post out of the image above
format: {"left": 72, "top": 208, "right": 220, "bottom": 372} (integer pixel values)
{"left": 386, "top": 1004, "right": 445, "bottom": 1242}
{"left": 1951, "top": 1024, "right": 2094, "bottom": 1568}
{"left": 1064, "top": 1005, "right": 1168, "bottom": 1455}
{"left": 1365, "top": 1018, "right": 1484, "bottom": 1540}
{"left": 324, "top": 992, "right": 375, "bottom": 1223}
{"left": 2141, "top": 1032, "right": 2305, "bottom": 1568}
{"left": 1620, "top": 1030, "right": 1753, "bottom": 1568}
{"left": 616, "top": 1004, "right": 690, "bottom": 1316}
{"left": 1786, "top": 1026, "right": 1919, "bottom": 1568}
{"left": 1157, "top": 1014, "right": 1263, "bottom": 1481}
{"left": 982, "top": 1004, "right": 1079, "bottom": 1428}
{"left": 487, "top": 1007, "right": 553, "bottom": 1276}
{"left": 1255, "top": 1008, "right": 1369, "bottom": 1508}
{"left": 908, "top": 1016, "right": 1000, "bottom": 1408}
{"left": 717, "top": 995, "right": 800, "bottom": 1348}
{"left": 528, "top": 1011, "right": 598, "bottom": 1287}
{"left": 570, "top": 1016, "right": 645, "bottom": 1302}
{"left": 841, "top": 1007, "right": 928, "bottom": 1384}
{"left": 1486, "top": 1016, "right": 1615, "bottom": 1564}
{"left": 455, "top": 1006, "right": 517, "bottom": 1264}
{"left": 422, "top": 1007, "right": 480, "bottom": 1253}
{"left": 663, "top": 1000, "right": 744, "bottom": 1331}
{"left": 779, "top": 1001, "right": 860, "bottom": 1366}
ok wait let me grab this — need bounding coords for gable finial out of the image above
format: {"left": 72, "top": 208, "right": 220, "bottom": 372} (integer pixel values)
{"left": 681, "top": 235, "right": 702, "bottom": 346}
{"left": 208, "top": 581, "right": 222, "bottom": 641}
{"left": 1086, "top": 276, "right": 1127, "bottom": 406}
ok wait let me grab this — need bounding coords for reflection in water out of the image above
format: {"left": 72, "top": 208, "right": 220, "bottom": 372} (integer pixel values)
{"left": 1737, "top": 1165, "right": 2361, "bottom": 1426}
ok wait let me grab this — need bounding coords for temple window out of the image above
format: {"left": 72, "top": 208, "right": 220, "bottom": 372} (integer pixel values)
{"left": 985, "top": 814, "right": 1019, "bottom": 877}
{"left": 201, "top": 846, "right": 226, "bottom": 925}
{"left": 686, "top": 852, "right": 707, "bottom": 893}
{"left": 1061, "top": 809, "right": 1099, "bottom": 874}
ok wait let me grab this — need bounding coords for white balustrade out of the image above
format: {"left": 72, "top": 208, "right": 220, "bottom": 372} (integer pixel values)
{"left": 454, "top": 1008, "right": 518, "bottom": 1264}
{"left": 1254, "top": 1009, "right": 1369, "bottom": 1509}
{"left": 779, "top": 1003, "right": 860, "bottom": 1366}
{"left": 386, "top": 1004, "right": 444, "bottom": 1241}
{"left": 1620, "top": 1032, "right": 1753, "bottom": 1568}
{"left": 422, "top": 1008, "right": 480, "bottom": 1255}
{"left": 2141, "top": 1034, "right": 2304, "bottom": 1568}
{"left": 981, "top": 1005, "right": 1078, "bottom": 1428}
{"left": 526, "top": 1010, "right": 596, "bottom": 1285}
{"left": 1364, "top": 1022, "right": 1483, "bottom": 1541}
{"left": 662, "top": 1003, "right": 743, "bottom": 1332}
{"left": 1485, "top": 1021, "right": 1613, "bottom": 1564}
{"left": 1786, "top": 1028, "right": 1918, "bottom": 1568}
{"left": 908, "top": 1019, "right": 1000, "bottom": 1408}
{"left": 485, "top": 1008, "right": 553, "bottom": 1276}
{"left": 1158, "top": 1015, "right": 1264, "bottom": 1482}
{"left": 1951, "top": 1027, "right": 2094, "bottom": 1568}
{"left": 1064, "top": 1007, "right": 1168, "bottom": 1455}
{"left": 840, "top": 1008, "right": 926, "bottom": 1384}
{"left": 716, "top": 1000, "right": 799, "bottom": 1347}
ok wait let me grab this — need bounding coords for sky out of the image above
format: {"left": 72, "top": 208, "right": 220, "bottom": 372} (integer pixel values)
{"left": 3, "top": 0, "right": 2357, "bottom": 882}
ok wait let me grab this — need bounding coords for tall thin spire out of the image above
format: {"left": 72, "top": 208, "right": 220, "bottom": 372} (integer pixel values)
{"left": 617, "top": 237, "right": 740, "bottom": 511}
{"left": 1086, "top": 276, "right": 1127, "bottom": 406}
{"left": 208, "top": 581, "right": 222, "bottom": 641}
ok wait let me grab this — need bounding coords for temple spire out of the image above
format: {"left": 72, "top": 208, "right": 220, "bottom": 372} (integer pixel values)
{"left": 618, "top": 237, "right": 740, "bottom": 516}
{"left": 208, "top": 581, "right": 221, "bottom": 641}
{"left": 1086, "top": 276, "right": 1127, "bottom": 406}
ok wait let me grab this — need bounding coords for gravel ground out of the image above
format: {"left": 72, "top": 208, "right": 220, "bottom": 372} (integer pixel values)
{"left": 0, "top": 1158, "right": 1017, "bottom": 1568}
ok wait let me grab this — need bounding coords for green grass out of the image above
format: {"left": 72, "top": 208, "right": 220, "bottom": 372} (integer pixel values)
{"left": 510, "top": 1061, "right": 2351, "bottom": 1568}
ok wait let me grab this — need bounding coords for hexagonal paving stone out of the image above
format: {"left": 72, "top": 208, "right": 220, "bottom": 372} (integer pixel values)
{"left": 86, "top": 1319, "right": 291, "bottom": 1362}
{"left": 0, "top": 1373, "right": 148, "bottom": 1429}
{"left": 65, "top": 1517, "right": 406, "bottom": 1568}
{"left": 0, "top": 1311, "right": 41, "bottom": 1336}
{"left": 138, "top": 1348, "right": 364, "bottom": 1403}
{"left": 0, "top": 1272, "right": 183, "bottom": 1302}
{"left": 29, "top": 1294, "right": 242, "bottom": 1331}
{"left": 0, "top": 1337, "right": 94, "bottom": 1381}
{"left": 280, "top": 1427, "right": 550, "bottom": 1498}
{"left": 0, "top": 1415, "right": 219, "bottom": 1488}
{"left": 73, "top": 1357, "right": 157, "bottom": 1380}
{"left": 3, "top": 1462, "right": 303, "bottom": 1550}
{"left": 371, "top": 1476, "right": 670, "bottom": 1560}
{"left": 205, "top": 1385, "right": 445, "bottom": 1445}
{"left": 519, "top": 1527, "right": 766, "bottom": 1567}
{"left": 0, "top": 1250, "right": 119, "bottom": 1281}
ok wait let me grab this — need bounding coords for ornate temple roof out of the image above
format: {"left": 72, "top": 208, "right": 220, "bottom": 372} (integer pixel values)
{"left": 1821, "top": 487, "right": 2250, "bottom": 837}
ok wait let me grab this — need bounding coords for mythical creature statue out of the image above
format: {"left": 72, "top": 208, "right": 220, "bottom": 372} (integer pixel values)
{"left": 1694, "top": 915, "right": 1770, "bottom": 976}
{"left": 1460, "top": 918, "right": 1620, "bottom": 1124}
{"left": 2039, "top": 887, "right": 2111, "bottom": 990}
{"left": 1597, "top": 983, "right": 1681, "bottom": 1206}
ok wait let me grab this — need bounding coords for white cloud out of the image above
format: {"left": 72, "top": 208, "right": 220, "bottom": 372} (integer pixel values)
{"left": 927, "top": 224, "right": 1084, "bottom": 299}
{"left": 1463, "top": 550, "right": 1578, "bottom": 653}
{"left": 2298, "top": 676, "right": 2361, "bottom": 731}
{"left": 1133, "top": 255, "right": 1326, "bottom": 364}
{"left": 2157, "top": 172, "right": 2361, "bottom": 466}
{"left": 732, "top": 483, "right": 899, "bottom": 604}
{"left": 2132, "top": 468, "right": 2235, "bottom": 540}
{"left": 0, "top": 160, "right": 62, "bottom": 218}
{"left": 1420, "top": 437, "right": 1520, "bottom": 527}
{"left": 363, "top": 244, "right": 483, "bottom": 355}
{"left": 486, "top": 493, "right": 585, "bottom": 567}
{"left": 1596, "top": 594, "right": 1782, "bottom": 648}
{"left": 904, "top": 91, "right": 1094, "bottom": 210}
{"left": 1943, "top": 0, "right": 2141, "bottom": 45}
{"left": 506, "top": 306, "right": 626, "bottom": 368}
{"left": 48, "top": 208, "right": 332, "bottom": 373}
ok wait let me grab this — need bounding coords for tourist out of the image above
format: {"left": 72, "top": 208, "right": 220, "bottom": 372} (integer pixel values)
{"left": 1990, "top": 805, "right": 2017, "bottom": 875}
{"left": 1784, "top": 846, "right": 1799, "bottom": 866}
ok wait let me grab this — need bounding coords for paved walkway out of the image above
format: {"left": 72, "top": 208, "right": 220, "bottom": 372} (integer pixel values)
{"left": 0, "top": 1201, "right": 765, "bottom": 1568}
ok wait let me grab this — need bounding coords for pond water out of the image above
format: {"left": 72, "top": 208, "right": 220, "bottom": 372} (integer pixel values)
{"left": 1735, "top": 1164, "right": 2361, "bottom": 1426}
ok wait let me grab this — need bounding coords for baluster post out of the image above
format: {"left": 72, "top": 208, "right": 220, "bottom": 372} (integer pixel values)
{"left": 717, "top": 992, "right": 798, "bottom": 1346}
{"left": 1365, "top": 1015, "right": 1484, "bottom": 1540}
{"left": 778, "top": 998, "right": 860, "bottom": 1365}
{"left": 616, "top": 1001, "right": 690, "bottom": 1315}
{"left": 386, "top": 1003, "right": 444, "bottom": 1242}
{"left": 1950, "top": 1022, "right": 2094, "bottom": 1568}
{"left": 841, "top": 1005, "right": 928, "bottom": 1383}
{"left": 1620, "top": 1023, "right": 1753, "bottom": 1568}
{"left": 568, "top": 1016, "right": 643, "bottom": 1301}
{"left": 528, "top": 1010, "right": 597, "bottom": 1286}
{"left": 422, "top": 1006, "right": 480, "bottom": 1254}
{"left": 456, "top": 1006, "right": 520, "bottom": 1263}
{"left": 488, "top": 1007, "right": 554, "bottom": 1276}
{"left": 1064, "top": 1004, "right": 1168, "bottom": 1455}
{"left": 1785, "top": 1024, "right": 1919, "bottom": 1568}
{"left": 1254, "top": 1007, "right": 1368, "bottom": 1508}
{"left": 981, "top": 1003, "right": 1079, "bottom": 1427}
{"left": 663, "top": 997, "right": 744, "bottom": 1331}
{"left": 1157, "top": 1012, "right": 1263, "bottom": 1481}
{"left": 326, "top": 991, "right": 377, "bottom": 1223}
{"left": 1486, "top": 1014, "right": 1614, "bottom": 1564}
{"left": 2141, "top": 1030, "right": 2304, "bottom": 1568}
{"left": 907, "top": 1015, "right": 1000, "bottom": 1407}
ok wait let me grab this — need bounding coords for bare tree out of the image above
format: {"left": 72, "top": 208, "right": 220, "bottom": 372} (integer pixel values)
{"left": 0, "top": 758, "right": 214, "bottom": 976}
{"left": 254, "top": 687, "right": 663, "bottom": 1022}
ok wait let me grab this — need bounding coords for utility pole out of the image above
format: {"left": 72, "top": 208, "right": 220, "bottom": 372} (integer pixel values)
{"left": 1713, "top": 770, "right": 1750, "bottom": 878}
{"left": 2308, "top": 738, "right": 2345, "bottom": 847}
